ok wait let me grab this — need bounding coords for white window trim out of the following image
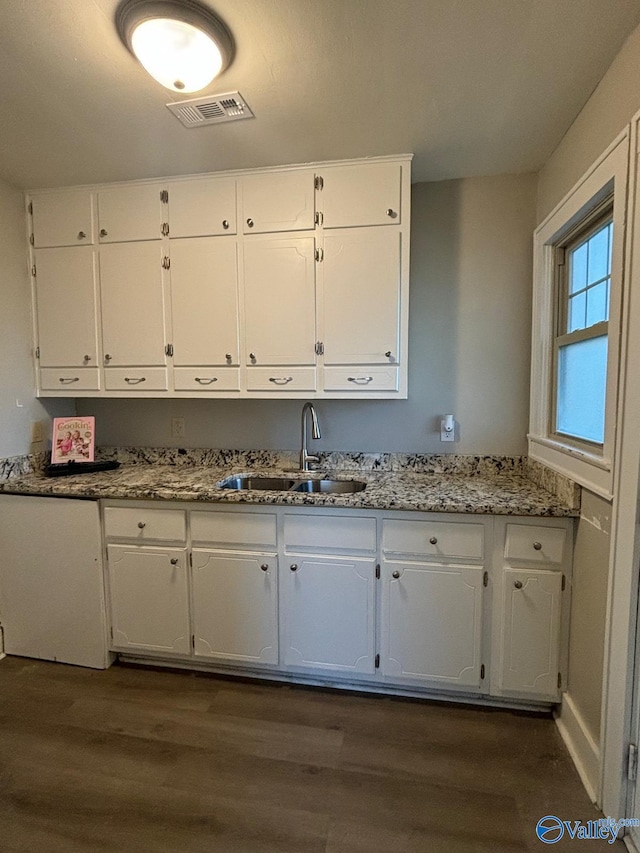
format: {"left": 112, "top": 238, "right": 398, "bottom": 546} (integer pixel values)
{"left": 529, "top": 129, "right": 630, "bottom": 499}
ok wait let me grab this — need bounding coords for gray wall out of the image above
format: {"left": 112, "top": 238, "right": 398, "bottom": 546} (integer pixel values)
{"left": 0, "top": 178, "right": 71, "bottom": 459}
{"left": 79, "top": 173, "right": 537, "bottom": 454}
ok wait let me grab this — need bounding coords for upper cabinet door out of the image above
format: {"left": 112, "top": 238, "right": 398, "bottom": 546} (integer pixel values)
{"left": 168, "top": 177, "right": 237, "bottom": 238}
{"left": 170, "top": 237, "right": 239, "bottom": 366}
{"left": 30, "top": 190, "right": 95, "bottom": 248}
{"left": 34, "top": 246, "right": 99, "bottom": 367}
{"left": 322, "top": 229, "right": 401, "bottom": 365}
{"left": 97, "top": 184, "right": 163, "bottom": 243}
{"left": 241, "top": 170, "right": 316, "bottom": 233}
{"left": 320, "top": 162, "right": 402, "bottom": 228}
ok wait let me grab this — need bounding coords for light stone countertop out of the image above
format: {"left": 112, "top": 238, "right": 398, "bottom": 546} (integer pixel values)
{"left": 0, "top": 461, "right": 579, "bottom": 517}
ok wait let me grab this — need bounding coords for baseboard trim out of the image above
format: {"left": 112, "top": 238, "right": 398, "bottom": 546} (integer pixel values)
{"left": 555, "top": 692, "right": 601, "bottom": 804}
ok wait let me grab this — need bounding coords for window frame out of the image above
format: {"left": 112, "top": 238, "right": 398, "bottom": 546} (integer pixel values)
{"left": 529, "top": 130, "right": 629, "bottom": 498}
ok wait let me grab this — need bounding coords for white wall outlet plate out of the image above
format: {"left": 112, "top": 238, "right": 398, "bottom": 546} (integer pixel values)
{"left": 171, "top": 417, "right": 185, "bottom": 439}
{"left": 440, "top": 419, "right": 455, "bottom": 442}
{"left": 30, "top": 420, "right": 44, "bottom": 443}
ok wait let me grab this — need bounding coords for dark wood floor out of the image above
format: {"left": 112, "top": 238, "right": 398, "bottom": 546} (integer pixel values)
{"left": 0, "top": 657, "right": 623, "bottom": 852}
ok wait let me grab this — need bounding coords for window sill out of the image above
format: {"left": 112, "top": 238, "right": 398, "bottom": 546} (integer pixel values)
{"left": 528, "top": 434, "right": 613, "bottom": 500}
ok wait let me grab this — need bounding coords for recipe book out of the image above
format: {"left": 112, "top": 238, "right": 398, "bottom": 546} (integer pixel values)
{"left": 51, "top": 416, "right": 95, "bottom": 464}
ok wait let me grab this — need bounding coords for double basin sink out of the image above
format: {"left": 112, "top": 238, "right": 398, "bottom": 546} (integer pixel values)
{"left": 219, "top": 475, "right": 367, "bottom": 495}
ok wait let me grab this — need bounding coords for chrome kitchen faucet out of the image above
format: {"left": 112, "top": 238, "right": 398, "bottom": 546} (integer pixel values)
{"left": 300, "top": 402, "right": 321, "bottom": 471}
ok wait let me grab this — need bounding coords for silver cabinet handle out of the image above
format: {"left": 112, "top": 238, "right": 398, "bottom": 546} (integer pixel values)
{"left": 392, "top": 570, "right": 400, "bottom": 579}
{"left": 290, "top": 563, "right": 298, "bottom": 572}
{"left": 137, "top": 522, "right": 146, "bottom": 529}
{"left": 347, "top": 376, "right": 373, "bottom": 384}
{"left": 78, "top": 231, "right": 87, "bottom": 240}
{"left": 59, "top": 377, "right": 79, "bottom": 384}
{"left": 269, "top": 377, "right": 293, "bottom": 385}
{"left": 533, "top": 541, "right": 542, "bottom": 551}
{"left": 195, "top": 377, "right": 218, "bottom": 384}
{"left": 386, "top": 208, "right": 397, "bottom": 219}
{"left": 246, "top": 218, "right": 254, "bottom": 228}
{"left": 260, "top": 563, "right": 269, "bottom": 572}
{"left": 429, "top": 536, "right": 438, "bottom": 545}
{"left": 124, "top": 377, "right": 146, "bottom": 384}
{"left": 222, "top": 219, "right": 230, "bottom": 230}
{"left": 100, "top": 228, "right": 108, "bottom": 237}
{"left": 170, "top": 558, "right": 179, "bottom": 565}
{"left": 514, "top": 580, "right": 523, "bottom": 589}
{"left": 104, "top": 354, "right": 112, "bottom": 362}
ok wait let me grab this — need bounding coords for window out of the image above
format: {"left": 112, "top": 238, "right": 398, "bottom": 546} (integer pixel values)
{"left": 529, "top": 131, "right": 629, "bottom": 497}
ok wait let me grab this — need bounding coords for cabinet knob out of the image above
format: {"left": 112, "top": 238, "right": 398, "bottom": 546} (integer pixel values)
{"left": 249, "top": 353, "right": 256, "bottom": 362}
{"left": 290, "top": 563, "right": 298, "bottom": 572}
{"left": 170, "top": 558, "right": 178, "bottom": 565}
{"left": 514, "top": 580, "right": 523, "bottom": 589}
{"left": 225, "top": 353, "right": 232, "bottom": 362}
{"left": 385, "top": 351, "right": 392, "bottom": 358}
{"left": 533, "top": 541, "right": 542, "bottom": 551}
{"left": 246, "top": 218, "right": 254, "bottom": 228}
{"left": 137, "top": 521, "right": 146, "bottom": 529}
{"left": 222, "top": 219, "right": 230, "bottom": 230}
{"left": 104, "top": 354, "right": 112, "bottom": 362}
{"left": 100, "top": 228, "right": 108, "bottom": 237}
{"left": 77, "top": 231, "right": 86, "bottom": 240}
{"left": 429, "top": 536, "right": 438, "bottom": 545}
{"left": 392, "top": 570, "right": 400, "bottom": 579}
{"left": 83, "top": 354, "right": 91, "bottom": 363}
{"left": 386, "top": 208, "right": 397, "bottom": 219}
{"left": 260, "top": 563, "right": 269, "bottom": 572}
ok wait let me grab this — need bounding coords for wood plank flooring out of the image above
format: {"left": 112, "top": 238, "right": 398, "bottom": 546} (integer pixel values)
{"left": 0, "top": 657, "right": 624, "bottom": 852}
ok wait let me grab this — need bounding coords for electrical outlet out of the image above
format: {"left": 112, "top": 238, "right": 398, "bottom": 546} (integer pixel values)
{"left": 171, "top": 417, "right": 185, "bottom": 439}
{"left": 440, "top": 418, "right": 455, "bottom": 442}
{"left": 30, "top": 420, "right": 44, "bottom": 443}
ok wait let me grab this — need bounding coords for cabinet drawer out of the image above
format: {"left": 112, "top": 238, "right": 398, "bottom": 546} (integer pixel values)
{"left": 323, "top": 366, "right": 399, "bottom": 392}
{"left": 40, "top": 368, "right": 100, "bottom": 391}
{"left": 284, "top": 513, "right": 376, "bottom": 553}
{"left": 174, "top": 368, "right": 240, "bottom": 392}
{"left": 104, "top": 507, "right": 186, "bottom": 542}
{"left": 383, "top": 519, "right": 485, "bottom": 560}
{"left": 246, "top": 367, "right": 316, "bottom": 392}
{"left": 191, "top": 511, "right": 277, "bottom": 548}
{"left": 504, "top": 524, "right": 567, "bottom": 564}
{"left": 104, "top": 368, "right": 168, "bottom": 391}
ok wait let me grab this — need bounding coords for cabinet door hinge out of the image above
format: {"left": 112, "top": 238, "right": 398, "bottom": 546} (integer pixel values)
{"left": 562, "top": 574, "right": 566, "bottom": 591}
{"left": 161, "top": 222, "right": 170, "bottom": 236}
{"left": 375, "top": 653, "right": 380, "bottom": 669}
{"left": 628, "top": 743, "right": 638, "bottom": 782}
{"left": 28, "top": 201, "right": 33, "bottom": 215}
{"left": 314, "top": 247, "right": 324, "bottom": 262}
{"left": 480, "top": 664, "right": 485, "bottom": 680}
{"left": 161, "top": 189, "right": 169, "bottom": 204}
{"left": 31, "top": 264, "right": 36, "bottom": 277}
{"left": 29, "top": 233, "right": 34, "bottom": 246}
{"left": 483, "top": 571, "right": 488, "bottom": 587}
{"left": 162, "top": 256, "right": 171, "bottom": 270}
{"left": 315, "top": 341, "right": 324, "bottom": 356}
{"left": 110, "top": 626, "right": 114, "bottom": 640}
{"left": 314, "top": 175, "right": 324, "bottom": 191}
{"left": 189, "top": 551, "right": 193, "bottom": 568}
{"left": 191, "top": 634, "right": 195, "bottom": 651}
{"left": 315, "top": 211, "right": 324, "bottom": 226}
{"left": 375, "top": 563, "right": 380, "bottom": 579}
{"left": 165, "top": 343, "right": 174, "bottom": 357}
{"left": 557, "top": 672, "right": 562, "bottom": 689}
{"left": 35, "top": 347, "right": 40, "bottom": 359}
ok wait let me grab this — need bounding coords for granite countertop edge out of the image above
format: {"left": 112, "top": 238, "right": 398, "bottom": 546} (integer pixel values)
{"left": 0, "top": 463, "right": 579, "bottom": 518}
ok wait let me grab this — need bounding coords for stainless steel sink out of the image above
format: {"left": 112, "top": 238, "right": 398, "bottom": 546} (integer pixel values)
{"left": 218, "top": 474, "right": 366, "bottom": 494}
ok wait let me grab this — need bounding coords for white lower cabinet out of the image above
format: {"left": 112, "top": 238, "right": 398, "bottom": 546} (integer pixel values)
{"left": 107, "top": 544, "right": 190, "bottom": 654}
{"left": 381, "top": 561, "right": 484, "bottom": 687}
{"left": 192, "top": 549, "right": 278, "bottom": 664}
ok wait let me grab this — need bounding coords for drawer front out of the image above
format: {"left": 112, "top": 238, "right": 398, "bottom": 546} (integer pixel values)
{"left": 383, "top": 519, "right": 485, "bottom": 560}
{"left": 40, "top": 368, "right": 100, "bottom": 392}
{"left": 504, "top": 524, "right": 567, "bottom": 564}
{"left": 284, "top": 513, "right": 376, "bottom": 553}
{"left": 104, "top": 507, "right": 186, "bottom": 542}
{"left": 191, "top": 510, "right": 277, "bottom": 548}
{"left": 323, "top": 366, "right": 399, "bottom": 392}
{"left": 246, "top": 367, "right": 316, "bottom": 392}
{"left": 104, "top": 368, "right": 168, "bottom": 391}
{"left": 174, "top": 368, "right": 240, "bottom": 392}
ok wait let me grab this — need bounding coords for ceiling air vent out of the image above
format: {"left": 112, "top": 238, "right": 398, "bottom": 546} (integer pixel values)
{"left": 166, "top": 92, "right": 254, "bottom": 129}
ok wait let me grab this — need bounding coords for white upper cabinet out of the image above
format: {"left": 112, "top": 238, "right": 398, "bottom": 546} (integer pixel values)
{"left": 322, "top": 229, "right": 401, "bottom": 365}
{"left": 240, "top": 170, "right": 316, "bottom": 233}
{"left": 243, "top": 234, "right": 316, "bottom": 366}
{"left": 320, "top": 162, "right": 402, "bottom": 228}
{"left": 30, "top": 189, "right": 95, "bottom": 247}
{"left": 168, "top": 177, "right": 237, "bottom": 237}
{"left": 33, "top": 246, "right": 99, "bottom": 368}
{"left": 169, "top": 237, "right": 239, "bottom": 366}
{"left": 97, "top": 184, "right": 164, "bottom": 243}
{"left": 99, "top": 242, "right": 167, "bottom": 366}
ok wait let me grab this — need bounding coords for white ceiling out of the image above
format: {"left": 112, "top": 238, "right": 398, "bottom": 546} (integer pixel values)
{"left": 1, "top": 0, "right": 639, "bottom": 189}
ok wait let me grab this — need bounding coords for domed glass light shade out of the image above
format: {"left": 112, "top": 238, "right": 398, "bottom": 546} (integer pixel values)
{"left": 116, "top": 0, "right": 234, "bottom": 93}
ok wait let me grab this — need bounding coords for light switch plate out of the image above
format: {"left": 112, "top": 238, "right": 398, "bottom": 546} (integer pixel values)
{"left": 31, "top": 420, "right": 44, "bottom": 443}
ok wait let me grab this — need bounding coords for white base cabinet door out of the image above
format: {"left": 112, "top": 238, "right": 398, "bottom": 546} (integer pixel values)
{"left": 381, "top": 561, "right": 484, "bottom": 688}
{"left": 107, "top": 544, "right": 190, "bottom": 655}
{"left": 496, "top": 568, "right": 563, "bottom": 700}
{"left": 192, "top": 549, "right": 278, "bottom": 665}
{"left": 282, "top": 555, "right": 376, "bottom": 674}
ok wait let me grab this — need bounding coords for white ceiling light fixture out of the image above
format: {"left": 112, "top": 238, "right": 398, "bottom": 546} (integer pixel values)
{"left": 116, "top": 0, "right": 234, "bottom": 94}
